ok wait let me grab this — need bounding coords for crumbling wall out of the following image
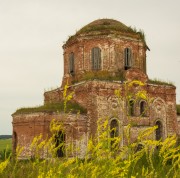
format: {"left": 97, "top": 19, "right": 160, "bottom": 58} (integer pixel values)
{"left": 12, "top": 112, "right": 89, "bottom": 159}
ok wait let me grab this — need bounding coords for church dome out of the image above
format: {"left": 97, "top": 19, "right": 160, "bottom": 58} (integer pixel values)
{"left": 77, "top": 19, "right": 134, "bottom": 35}
{"left": 66, "top": 19, "right": 145, "bottom": 44}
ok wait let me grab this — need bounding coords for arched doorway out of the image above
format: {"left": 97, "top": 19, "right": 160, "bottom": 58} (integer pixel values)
{"left": 55, "top": 131, "right": 65, "bottom": 157}
{"left": 155, "top": 121, "right": 163, "bottom": 141}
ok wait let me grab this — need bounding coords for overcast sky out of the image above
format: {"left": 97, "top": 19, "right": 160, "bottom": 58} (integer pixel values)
{"left": 0, "top": 0, "right": 180, "bottom": 134}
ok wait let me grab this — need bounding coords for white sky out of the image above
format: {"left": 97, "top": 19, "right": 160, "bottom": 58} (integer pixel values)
{"left": 0, "top": 0, "right": 180, "bottom": 134}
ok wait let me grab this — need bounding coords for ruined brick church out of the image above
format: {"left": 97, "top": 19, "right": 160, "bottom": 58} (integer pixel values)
{"left": 12, "top": 19, "right": 179, "bottom": 158}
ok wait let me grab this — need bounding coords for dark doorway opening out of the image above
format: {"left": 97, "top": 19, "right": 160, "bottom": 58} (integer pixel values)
{"left": 13, "top": 132, "right": 17, "bottom": 155}
{"left": 110, "top": 119, "right": 119, "bottom": 148}
{"left": 55, "top": 131, "right": 65, "bottom": 157}
{"left": 155, "top": 121, "right": 163, "bottom": 141}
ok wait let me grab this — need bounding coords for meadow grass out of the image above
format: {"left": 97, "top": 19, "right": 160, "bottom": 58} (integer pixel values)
{"left": 0, "top": 139, "right": 12, "bottom": 162}
{"left": 0, "top": 139, "right": 12, "bottom": 152}
{"left": 177, "top": 104, "right": 180, "bottom": 115}
{"left": 0, "top": 126, "right": 179, "bottom": 178}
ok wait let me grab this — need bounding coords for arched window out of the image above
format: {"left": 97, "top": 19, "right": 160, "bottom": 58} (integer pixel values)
{"left": 55, "top": 131, "right": 65, "bottom": 157}
{"left": 92, "top": 47, "right": 101, "bottom": 70}
{"left": 155, "top": 121, "right": 163, "bottom": 141}
{"left": 110, "top": 119, "right": 119, "bottom": 148}
{"left": 69, "top": 52, "right": 74, "bottom": 74}
{"left": 124, "top": 48, "right": 132, "bottom": 70}
{"left": 110, "top": 119, "right": 119, "bottom": 138}
{"left": 129, "top": 100, "right": 134, "bottom": 116}
{"left": 140, "top": 101, "right": 146, "bottom": 116}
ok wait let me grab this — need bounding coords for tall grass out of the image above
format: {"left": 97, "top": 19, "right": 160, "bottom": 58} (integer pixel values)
{"left": 0, "top": 121, "right": 179, "bottom": 177}
{"left": 0, "top": 139, "right": 12, "bottom": 152}
{"left": 0, "top": 139, "right": 12, "bottom": 161}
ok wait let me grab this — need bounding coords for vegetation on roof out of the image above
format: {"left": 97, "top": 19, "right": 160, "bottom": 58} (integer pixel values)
{"left": 13, "top": 102, "right": 87, "bottom": 115}
{"left": 77, "top": 19, "right": 132, "bottom": 34}
{"left": 67, "top": 19, "right": 146, "bottom": 44}
{"left": 72, "top": 70, "right": 125, "bottom": 84}
{"left": 177, "top": 105, "right": 180, "bottom": 115}
{"left": 148, "top": 78, "right": 175, "bottom": 86}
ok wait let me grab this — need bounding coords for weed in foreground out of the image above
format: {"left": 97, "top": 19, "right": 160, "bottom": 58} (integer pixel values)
{"left": 1, "top": 119, "right": 180, "bottom": 178}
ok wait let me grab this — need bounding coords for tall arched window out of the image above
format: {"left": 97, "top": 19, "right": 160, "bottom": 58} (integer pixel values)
{"left": 110, "top": 119, "right": 119, "bottom": 148}
{"left": 124, "top": 48, "right": 132, "bottom": 70}
{"left": 110, "top": 119, "right": 119, "bottom": 138}
{"left": 92, "top": 47, "right": 101, "bottom": 70}
{"left": 129, "top": 100, "right": 134, "bottom": 116}
{"left": 140, "top": 101, "right": 146, "bottom": 116}
{"left": 55, "top": 131, "right": 65, "bottom": 157}
{"left": 69, "top": 52, "right": 74, "bottom": 74}
{"left": 155, "top": 121, "right": 163, "bottom": 141}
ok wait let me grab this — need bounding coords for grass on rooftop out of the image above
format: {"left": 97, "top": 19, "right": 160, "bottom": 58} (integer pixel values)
{"left": 72, "top": 70, "right": 125, "bottom": 84}
{"left": 13, "top": 102, "right": 87, "bottom": 115}
{"left": 67, "top": 19, "right": 146, "bottom": 44}
{"left": 149, "top": 78, "right": 175, "bottom": 86}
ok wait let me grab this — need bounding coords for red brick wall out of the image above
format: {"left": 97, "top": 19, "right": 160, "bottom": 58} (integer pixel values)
{"left": 12, "top": 112, "right": 88, "bottom": 158}
{"left": 62, "top": 34, "right": 147, "bottom": 86}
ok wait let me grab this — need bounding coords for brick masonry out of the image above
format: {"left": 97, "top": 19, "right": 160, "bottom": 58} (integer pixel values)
{"left": 12, "top": 19, "right": 179, "bottom": 158}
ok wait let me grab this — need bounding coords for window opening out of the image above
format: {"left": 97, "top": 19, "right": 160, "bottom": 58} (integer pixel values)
{"left": 129, "top": 100, "right": 134, "bottom": 116}
{"left": 92, "top": 47, "right": 101, "bottom": 70}
{"left": 140, "top": 101, "right": 146, "bottom": 116}
{"left": 69, "top": 52, "right": 74, "bottom": 74}
{"left": 110, "top": 119, "right": 119, "bottom": 149}
{"left": 155, "top": 121, "right": 163, "bottom": 141}
{"left": 124, "top": 48, "right": 132, "bottom": 70}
